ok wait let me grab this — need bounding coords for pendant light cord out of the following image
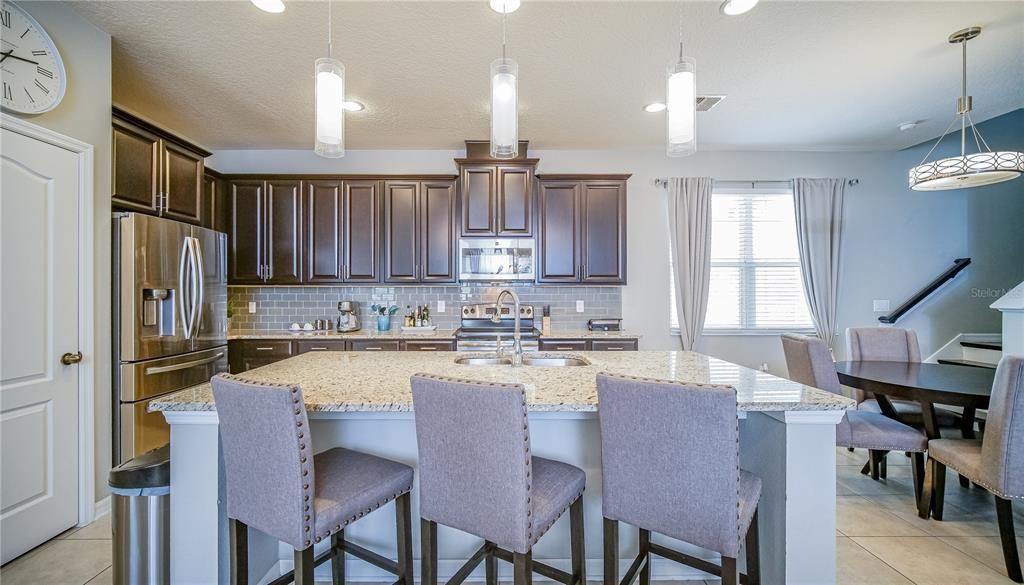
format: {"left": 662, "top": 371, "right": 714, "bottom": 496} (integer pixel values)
{"left": 501, "top": 3, "right": 508, "bottom": 63}
{"left": 327, "top": 0, "right": 333, "bottom": 58}
{"left": 677, "top": 3, "right": 684, "bottom": 62}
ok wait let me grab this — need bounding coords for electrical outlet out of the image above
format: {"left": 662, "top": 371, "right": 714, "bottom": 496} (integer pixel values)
{"left": 873, "top": 299, "right": 890, "bottom": 312}
{"left": 248, "top": 301, "right": 257, "bottom": 314}
{"left": 576, "top": 300, "right": 585, "bottom": 313}
{"left": 437, "top": 300, "right": 446, "bottom": 313}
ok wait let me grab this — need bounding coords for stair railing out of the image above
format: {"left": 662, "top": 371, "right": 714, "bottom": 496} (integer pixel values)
{"left": 878, "top": 258, "right": 972, "bottom": 324}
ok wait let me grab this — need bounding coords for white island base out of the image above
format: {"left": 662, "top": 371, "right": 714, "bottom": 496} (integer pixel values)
{"left": 165, "top": 408, "right": 843, "bottom": 585}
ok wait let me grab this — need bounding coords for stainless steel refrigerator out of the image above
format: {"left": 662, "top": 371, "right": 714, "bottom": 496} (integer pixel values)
{"left": 113, "top": 213, "right": 228, "bottom": 464}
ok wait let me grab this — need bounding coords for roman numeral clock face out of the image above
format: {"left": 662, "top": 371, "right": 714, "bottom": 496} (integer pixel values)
{"left": 0, "top": 0, "right": 66, "bottom": 114}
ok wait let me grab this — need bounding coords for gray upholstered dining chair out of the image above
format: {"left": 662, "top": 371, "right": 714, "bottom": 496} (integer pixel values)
{"left": 782, "top": 334, "right": 928, "bottom": 494}
{"left": 596, "top": 373, "right": 761, "bottom": 585}
{"left": 921, "top": 354, "right": 1024, "bottom": 583}
{"left": 410, "top": 374, "right": 586, "bottom": 585}
{"left": 211, "top": 374, "right": 415, "bottom": 585}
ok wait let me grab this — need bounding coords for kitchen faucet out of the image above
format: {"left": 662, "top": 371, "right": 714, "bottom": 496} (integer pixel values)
{"left": 493, "top": 289, "right": 523, "bottom": 366}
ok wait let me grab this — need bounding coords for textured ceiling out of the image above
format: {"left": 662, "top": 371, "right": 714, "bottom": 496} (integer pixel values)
{"left": 73, "top": 1, "right": 1024, "bottom": 151}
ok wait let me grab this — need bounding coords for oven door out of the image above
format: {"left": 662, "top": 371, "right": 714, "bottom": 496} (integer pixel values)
{"left": 458, "top": 238, "right": 535, "bottom": 281}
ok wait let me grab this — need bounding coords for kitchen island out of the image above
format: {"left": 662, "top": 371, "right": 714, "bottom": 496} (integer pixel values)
{"left": 153, "top": 351, "right": 853, "bottom": 585}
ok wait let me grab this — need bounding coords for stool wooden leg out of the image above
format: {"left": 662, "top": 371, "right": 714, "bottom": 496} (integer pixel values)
{"left": 932, "top": 460, "right": 947, "bottom": 521}
{"left": 638, "top": 528, "right": 650, "bottom": 585}
{"left": 421, "top": 519, "right": 438, "bottom": 585}
{"left": 229, "top": 519, "right": 249, "bottom": 585}
{"left": 294, "top": 547, "right": 314, "bottom": 585}
{"left": 514, "top": 551, "right": 533, "bottom": 585}
{"left": 722, "top": 556, "right": 738, "bottom": 585}
{"left": 745, "top": 509, "right": 761, "bottom": 585}
{"left": 485, "top": 542, "right": 497, "bottom": 585}
{"left": 396, "top": 494, "right": 413, "bottom": 585}
{"left": 910, "top": 452, "right": 925, "bottom": 505}
{"left": 603, "top": 518, "right": 618, "bottom": 585}
{"left": 996, "top": 496, "right": 1023, "bottom": 583}
{"left": 330, "top": 531, "right": 345, "bottom": 585}
{"left": 570, "top": 497, "right": 586, "bottom": 585}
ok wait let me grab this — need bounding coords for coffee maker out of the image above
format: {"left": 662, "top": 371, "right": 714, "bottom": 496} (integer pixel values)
{"left": 337, "top": 300, "right": 361, "bottom": 332}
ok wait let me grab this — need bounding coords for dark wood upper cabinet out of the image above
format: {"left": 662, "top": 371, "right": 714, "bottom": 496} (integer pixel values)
{"left": 111, "top": 108, "right": 209, "bottom": 224}
{"left": 497, "top": 166, "right": 533, "bottom": 235}
{"left": 229, "top": 180, "right": 265, "bottom": 284}
{"left": 383, "top": 181, "right": 420, "bottom": 283}
{"left": 580, "top": 181, "right": 627, "bottom": 283}
{"left": 456, "top": 158, "right": 535, "bottom": 237}
{"left": 161, "top": 140, "right": 204, "bottom": 224}
{"left": 112, "top": 118, "right": 161, "bottom": 214}
{"left": 459, "top": 165, "right": 496, "bottom": 235}
{"left": 305, "top": 180, "right": 344, "bottom": 283}
{"left": 201, "top": 171, "right": 230, "bottom": 233}
{"left": 536, "top": 181, "right": 581, "bottom": 282}
{"left": 420, "top": 180, "right": 457, "bottom": 282}
{"left": 536, "top": 175, "right": 629, "bottom": 284}
{"left": 343, "top": 180, "right": 380, "bottom": 282}
{"left": 265, "top": 180, "right": 303, "bottom": 284}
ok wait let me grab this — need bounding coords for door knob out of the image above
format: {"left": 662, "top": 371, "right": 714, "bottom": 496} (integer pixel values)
{"left": 61, "top": 351, "right": 83, "bottom": 365}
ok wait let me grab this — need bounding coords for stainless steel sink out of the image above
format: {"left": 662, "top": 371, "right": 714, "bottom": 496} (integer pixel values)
{"left": 454, "top": 357, "right": 513, "bottom": 366}
{"left": 522, "top": 357, "right": 590, "bottom": 367}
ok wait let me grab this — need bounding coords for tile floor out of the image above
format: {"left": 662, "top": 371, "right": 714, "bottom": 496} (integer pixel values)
{"left": 2, "top": 448, "right": 1022, "bottom": 584}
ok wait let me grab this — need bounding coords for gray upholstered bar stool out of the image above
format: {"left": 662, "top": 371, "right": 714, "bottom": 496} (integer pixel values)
{"left": 782, "top": 334, "right": 928, "bottom": 497}
{"left": 922, "top": 355, "right": 1024, "bottom": 583}
{"left": 410, "top": 374, "right": 586, "bottom": 585}
{"left": 211, "top": 374, "right": 415, "bottom": 585}
{"left": 596, "top": 373, "right": 761, "bottom": 585}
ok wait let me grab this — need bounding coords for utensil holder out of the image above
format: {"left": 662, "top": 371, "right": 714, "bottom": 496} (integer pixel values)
{"left": 377, "top": 315, "right": 391, "bottom": 332}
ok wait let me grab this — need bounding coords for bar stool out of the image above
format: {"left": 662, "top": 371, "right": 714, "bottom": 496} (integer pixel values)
{"left": 211, "top": 374, "right": 415, "bottom": 585}
{"left": 596, "top": 373, "right": 761, "bottom": 585}
{"left": 410, "top": 374, "right": 586, "bottom": 585}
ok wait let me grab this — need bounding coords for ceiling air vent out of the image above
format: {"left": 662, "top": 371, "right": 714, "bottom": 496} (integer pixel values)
{"left": 696, "top": 95, "right": 726, "bottom": 112}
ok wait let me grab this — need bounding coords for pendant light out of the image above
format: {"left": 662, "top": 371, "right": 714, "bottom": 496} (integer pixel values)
{"left": 490, "top": 1, "right": 518, "bottom": 159}
{"left": 314, "top": 0, "right": 345, "bottom": 158}
{"left": 909, "top": 27, "right": 1024, "bottom": 191}
{"left": 666, "top": 6, "right": 696, "bottom": 157}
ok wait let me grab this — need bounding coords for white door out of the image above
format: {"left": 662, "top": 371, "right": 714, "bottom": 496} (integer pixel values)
{"left": 1, "top": 127, "right": 81, "bottom": 563}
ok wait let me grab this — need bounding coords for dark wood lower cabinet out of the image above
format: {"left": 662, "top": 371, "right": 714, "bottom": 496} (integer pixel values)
{"left": 539, "top": 338, "right": 638, "bottom": 351}
{"left": 402, "top": 340, "right": 456, "bottom": 351}
{"left": 538, "top": 340, "right": 588, "bottom": 352}
{"left": 296, "top": 340, "right": 348, "bottom": 353}
{"left": 350, "top": 340, "right": 402, "bottom": 352}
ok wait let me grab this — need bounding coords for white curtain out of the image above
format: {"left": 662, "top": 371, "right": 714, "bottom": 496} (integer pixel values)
{"left": 793, "top": 178, "right": 846, "bottom": 349}
{"left": 666, "top": 177, "right": 713, "bottom": 351}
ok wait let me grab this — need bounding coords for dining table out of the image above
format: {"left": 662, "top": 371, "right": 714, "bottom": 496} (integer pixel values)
{"left": 834, "top": 360, "right": 996, "bottom": 440}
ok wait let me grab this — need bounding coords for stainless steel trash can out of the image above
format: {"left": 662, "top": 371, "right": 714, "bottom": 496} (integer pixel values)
{"left": 109, "top": 445, "right": 170, "bottom": 585}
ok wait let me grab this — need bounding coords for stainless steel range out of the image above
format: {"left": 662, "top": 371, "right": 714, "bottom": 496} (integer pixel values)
{"left": 454, "top": 303, "right": 540, "bottom": 352}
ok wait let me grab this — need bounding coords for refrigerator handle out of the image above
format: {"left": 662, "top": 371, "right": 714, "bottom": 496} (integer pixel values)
{"left": 177, "top": 237, "right": 192, "bottom": 339}
{"left": 190, "top": 237, "right": 205, "bottom": 339}
{"left": 187, "top": 237, "right": 203, "bottom": 339}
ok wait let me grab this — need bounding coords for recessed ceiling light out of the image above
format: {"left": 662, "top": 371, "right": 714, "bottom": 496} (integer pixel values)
{"left": 250, "top": 0, "right": 285, "bottom": 14}
{"left": 720, "top": 0, "right": 759, "bottom": 16}
{"left": 343, "top": 100, "right": 365, "bottom": 112}
{"left": 643, "top": 102, "right": 667, "bottom": 113}
{"left": 489, "top": 0, "right": 521, "bottom": 14}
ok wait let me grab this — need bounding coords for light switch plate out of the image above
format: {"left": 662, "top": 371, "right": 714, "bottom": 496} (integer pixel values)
{"left": 873, "top": 299, "right": 890, "bottom": 312}
{"left": 248, "top": 301, "right": 257, "bottom": 314}
{"left": 437, "top": 300, "right": 446, "bottom": 313}
{"left": 576, "top": 300, "right": 585, "bottom": 313}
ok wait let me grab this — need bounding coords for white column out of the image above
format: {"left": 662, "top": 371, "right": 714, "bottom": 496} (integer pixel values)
{"left": 992, "top": 282, "right": 1024, "bottom": 355}
{"left": 740, "top": 410, "right": 844, "bottom": 585}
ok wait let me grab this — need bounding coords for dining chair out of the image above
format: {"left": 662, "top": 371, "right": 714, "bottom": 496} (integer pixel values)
{"left": 782, "top": 334, "right": 928, "bottom": 495}
{"left": 212, "top": 374, "right": 415, "bottom": 585}
{"left": 597, "top": 373, "right": 761, "bottom": 585}
{"left": 410, "top": 374, "right": 586, "bottom": 585}
{"left": 921, "top": 354, "right": 1024, "bottom": 583}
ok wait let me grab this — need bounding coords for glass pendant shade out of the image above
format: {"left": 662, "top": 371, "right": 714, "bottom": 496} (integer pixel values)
{"left": 666, "top": 58, "right": 696, "bottom": 157}
{"left": 314, "top": 57, "right": 345, "bottom": 158}
{"left": 910, "top": 151, "right": 1024, "bottom": 191}
{"left": 490, "top": 58, "right": 519, "bottom": 159}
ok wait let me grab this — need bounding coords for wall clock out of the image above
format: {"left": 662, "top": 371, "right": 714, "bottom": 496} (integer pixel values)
{"left": 1, "top": 0, "right": 67, "bottom": 114}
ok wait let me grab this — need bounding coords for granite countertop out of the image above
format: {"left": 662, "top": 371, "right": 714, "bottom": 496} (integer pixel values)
{"left": 229, "top": 329, "right": 457, "bottom": 341}
{"left": 152, "top": 351, "right": 854, "bottom": 414}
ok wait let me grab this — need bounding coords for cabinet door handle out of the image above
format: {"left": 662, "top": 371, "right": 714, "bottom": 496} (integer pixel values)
{"left": 310, "top": 347, "right": 329, "bottom": 351}
{"left": 255, "top": 347, "right": 275, "bottom": 351}
{"left": 556, "top": 346, "right": 574, "bottom": 350}
{"left": 418, "top": 346, "right": 438, "bottom": 351}
{"left": 364, "top": 347, "right": 383, "bottom": 351}
{"left": 606, "top": 347, "right": 625, "bottom": 351}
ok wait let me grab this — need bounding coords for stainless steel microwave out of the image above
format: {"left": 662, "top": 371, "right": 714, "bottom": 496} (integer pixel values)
{"left": 458, "top": 238, "right": 535, "bottom": 281}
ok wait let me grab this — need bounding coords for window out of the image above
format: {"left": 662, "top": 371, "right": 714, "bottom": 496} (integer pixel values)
{"left": 670, "top": 185, "right": 813, "bottom": 333}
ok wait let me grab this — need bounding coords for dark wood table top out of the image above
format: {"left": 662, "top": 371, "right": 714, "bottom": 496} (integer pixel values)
{"left": 835, "top": 361, "right": 995, "bottom": 403}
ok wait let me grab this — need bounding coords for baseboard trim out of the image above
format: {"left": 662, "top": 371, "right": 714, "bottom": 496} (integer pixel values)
{"left": 87, "top": 496, "right": 111, "bottom": 526}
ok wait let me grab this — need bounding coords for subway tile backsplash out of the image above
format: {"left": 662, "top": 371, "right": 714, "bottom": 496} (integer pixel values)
{"left": 228, "top": 285, "right": 622, "bottom": 332}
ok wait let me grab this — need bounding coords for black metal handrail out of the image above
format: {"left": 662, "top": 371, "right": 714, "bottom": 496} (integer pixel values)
{"left": 878, "top": 258, "right": 971, "bottom": 324}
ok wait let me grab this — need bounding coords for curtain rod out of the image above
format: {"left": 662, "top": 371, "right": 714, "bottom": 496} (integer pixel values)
{"left": 653, "top": 178, "right": 860, "bottom": 187}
